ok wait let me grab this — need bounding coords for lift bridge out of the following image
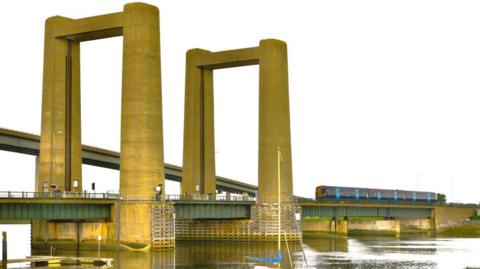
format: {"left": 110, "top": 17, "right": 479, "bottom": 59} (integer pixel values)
{"left": 0, "top": 191, "right": 437, "bottom": 223}
{"left": 0, "top": 127, "right": 437, "bottom": 222}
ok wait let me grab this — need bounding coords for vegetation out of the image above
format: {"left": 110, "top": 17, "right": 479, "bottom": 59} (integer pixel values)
{"left": 437, "top": 193, "right": 446, "bottom": 203}
{"left": 348, "top": 217, "right": 384, "bottom": 221}
{"left": 469, "top": 215, "right": 480, "bottom": 221}
{"left": 303, "top": 216, "right": 332, "bottom": 222}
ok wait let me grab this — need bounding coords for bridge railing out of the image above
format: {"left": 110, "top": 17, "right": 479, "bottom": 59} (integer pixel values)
{"left": 0, "top": 191, "right": 119, "bottom": 200}
{"left": 119, "top": 194, "right": 256, "bottom": 202}
{"left": 166, "top": 194, "right": 255, "bottom": 202}
{"left": 0, "top": 191, "right": 256, "bottom": 202}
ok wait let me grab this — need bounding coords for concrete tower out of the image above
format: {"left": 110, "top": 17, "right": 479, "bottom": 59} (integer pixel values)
{"left": 38, "top": 2, "right": 165, "bottom": 246}
{"left": 182, "top": 39, "right": 293, "bottom": 203}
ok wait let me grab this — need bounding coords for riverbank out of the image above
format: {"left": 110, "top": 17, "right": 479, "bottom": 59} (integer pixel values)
{"left": 436, "top": 220, "right": 480, "bottom": 237}
{"left": 301, "top": 219, "right": 480, "bottom": 238}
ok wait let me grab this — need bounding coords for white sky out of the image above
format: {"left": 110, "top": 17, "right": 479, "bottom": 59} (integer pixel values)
{"left": 1, "top": 0, "right": 480, "bottom": 203}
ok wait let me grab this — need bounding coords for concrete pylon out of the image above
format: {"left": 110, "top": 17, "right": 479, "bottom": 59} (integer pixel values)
{"left": 258, "top": 39, "right": 293, "bottom": 203}
{"left": 37, "top": 2, "right": 165, "bottom": 247}
{"left": 182, "top": 49, "right": 216, "bottom": 195}
{"left": 119, "top": 3, "right": 165, "bottom": 245}
{"left": 181, "top": 39, "right": 293, "bottom": 203}
{"left": 39, "top": 16, "right": 82, "bottom": 192}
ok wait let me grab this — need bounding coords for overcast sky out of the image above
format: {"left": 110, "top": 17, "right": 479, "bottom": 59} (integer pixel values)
{"left": 1, "top": 0, "right": 480, "bottom": 203}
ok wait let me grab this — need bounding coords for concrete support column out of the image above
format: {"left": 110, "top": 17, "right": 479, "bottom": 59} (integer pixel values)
{"left": 119, "top": 3, "right": 164, "bottom": 245}
{"left": 258, "top": 39, "right": 293, "bottom": 203}
{"left": 39, "top": 16, "right": 82, "bottom": 192}
{"left": 182, "top": 49, "right": 216, "bottom": 195}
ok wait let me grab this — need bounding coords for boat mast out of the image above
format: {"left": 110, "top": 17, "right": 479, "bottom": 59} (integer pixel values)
{"left": 277, "top": 146, "right": 281, "bottom": 253}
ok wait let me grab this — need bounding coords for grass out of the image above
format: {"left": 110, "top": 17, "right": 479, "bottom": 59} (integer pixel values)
{"left": 469, "top": 215, "right": 480, "bottom": 221}
{"left": 348, "top": 217, "right": 384, "bottom": 221}
{"left": 303, "top": 216, "right": 332, "bottom": 222}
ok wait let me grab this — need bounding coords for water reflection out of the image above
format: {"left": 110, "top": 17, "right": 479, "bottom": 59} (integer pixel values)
{"left": 34, "top": 241, "right": 305, "bottom": 268}
{"left": 304, "top": 237, "right": 480, "bottom": 269}
{"left": 303, "top": 236, "right": 348, "bottom": 252}
{"left": 26, "top": 237, "right": 480, "bottom": 268}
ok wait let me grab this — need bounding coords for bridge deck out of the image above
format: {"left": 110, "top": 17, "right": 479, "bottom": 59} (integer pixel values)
{"left": 0, "top": 127, "right": 257, "bottom": 195}
{"left": 0, "top": 192, "right": 473, "bottom": 221}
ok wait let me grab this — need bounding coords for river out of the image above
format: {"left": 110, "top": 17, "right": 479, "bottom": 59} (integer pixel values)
{"left": 1, "top": 225, "right": 479, "bottom": 268}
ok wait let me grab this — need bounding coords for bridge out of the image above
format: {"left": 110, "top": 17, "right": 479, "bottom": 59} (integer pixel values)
{"left": 0, "top": 127, "right": 257, "bottom": 196}
{"left": 1, "top": 2, "right": 478, "bottom": 251}
{"left": 3, "top": 189, "right": 477, "bottom": 241}
{"left": 3, "top": 127, "right": 437, "bottom": 221}
{"left": 300, "top": 199, "right": 434, "bottom": 218}
{"left": 1, "top": 126, "right": 478, "bottom": 245}
{"left": 0, "top": 191, "right": 254, "bottom": 221}
{"left": 0, "top": 190, "right": 443, "bottom": 222}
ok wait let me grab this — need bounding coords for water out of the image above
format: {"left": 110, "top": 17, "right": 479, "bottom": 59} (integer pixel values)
{"left": 3, "top": 232, "right": 480, "bottom": 268}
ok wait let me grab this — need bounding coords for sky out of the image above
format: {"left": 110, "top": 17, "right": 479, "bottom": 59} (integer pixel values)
{"left": 1, "top": 0, "right": 480, "bottom": 203}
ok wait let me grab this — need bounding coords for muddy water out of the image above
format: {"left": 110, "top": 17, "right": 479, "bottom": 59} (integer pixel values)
{"left": 27, "top": 237, "right": 480, "bottom": 268}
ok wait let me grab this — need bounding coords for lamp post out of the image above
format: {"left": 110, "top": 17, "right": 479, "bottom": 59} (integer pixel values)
{"left": 155, "top": 184, "right": 163, "bottom": 201}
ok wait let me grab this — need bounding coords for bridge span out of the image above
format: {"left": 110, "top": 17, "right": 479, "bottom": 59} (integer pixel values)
{"left": 1, "top": 190, "right": 477, "bottom": 246}
{"left": 0, "top": 191, "right": 254, "bottom": 221}
{"left": 1, "top": 191, "right": 463, "bottom": 222}
{"left": 0, "top": 127, "right": 256, "bottom": 196}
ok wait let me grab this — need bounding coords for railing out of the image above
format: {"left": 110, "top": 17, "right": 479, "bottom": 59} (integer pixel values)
{"left": 0, "top": 191, "right": 119, "bottom": 200}
{"left": 121, "top": 194, "right": 256, "bottom": 202}
{"left": 167, "top": 194, "right": 255, "bottom": 201}
{"left": 5, "top": 191, "right": 473, "bottom": 207}
{"left": 0, "top": 191, "right": 255, "bottom": 202}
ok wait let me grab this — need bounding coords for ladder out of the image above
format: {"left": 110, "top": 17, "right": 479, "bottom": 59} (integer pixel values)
{"left": 151, "top": 204, "right": 175, "bottom": 249}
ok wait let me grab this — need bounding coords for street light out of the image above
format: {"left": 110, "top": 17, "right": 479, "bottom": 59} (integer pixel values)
{"left": 155, "top": 184, "right": 163, "bottom": 201}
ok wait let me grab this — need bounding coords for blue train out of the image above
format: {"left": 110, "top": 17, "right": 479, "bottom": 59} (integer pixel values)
{"left": 315, "top": 185, "right": 437, "bottom": 202}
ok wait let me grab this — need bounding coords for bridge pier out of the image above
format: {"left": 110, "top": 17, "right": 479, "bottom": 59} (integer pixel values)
{"left": 31, "top": 221, "right": 115, "bottom": 250}
{"left": 301, "top": 217, "right": 439, "bottom": 237}
{"left": 348, "top": 220, "right": 400, "bottom": 236}
{"left": 302, "top": 220, "right": 348, "bottom": 235}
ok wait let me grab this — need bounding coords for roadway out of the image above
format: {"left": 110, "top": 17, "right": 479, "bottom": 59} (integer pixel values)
{"left": 0, "top": 127, "right": 256, "bottom": 195}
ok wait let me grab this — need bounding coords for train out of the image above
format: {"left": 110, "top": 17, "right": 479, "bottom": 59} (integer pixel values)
{"left": 315, "top": 185, "right": 437, "bottom": 202}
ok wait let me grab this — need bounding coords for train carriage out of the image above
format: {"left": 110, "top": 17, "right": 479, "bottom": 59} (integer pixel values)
{"left": 316, "top": 185, "right": 436, "bottom": 203}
